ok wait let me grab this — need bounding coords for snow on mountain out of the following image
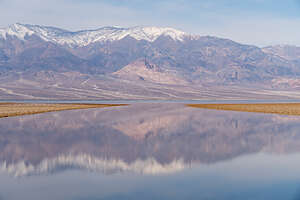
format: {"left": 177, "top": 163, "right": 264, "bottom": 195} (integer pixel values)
{"left": 0, "top": 23, "right": 67, "bottom": 40}
{"left": 0, "top": 23, "right": 187, "bottom": 47}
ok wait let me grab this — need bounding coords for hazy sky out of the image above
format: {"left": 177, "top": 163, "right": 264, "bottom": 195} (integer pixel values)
{"left": 0, "top": 0, "right": 300, "bottom": 46}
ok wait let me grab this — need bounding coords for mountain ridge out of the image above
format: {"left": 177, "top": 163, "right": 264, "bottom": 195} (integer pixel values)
{"left": 0, "top": 23, "right": 188, "bottom": 47}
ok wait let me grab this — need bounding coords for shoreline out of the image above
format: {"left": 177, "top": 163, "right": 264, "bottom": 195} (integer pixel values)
{"left": 0, "top": 103, "right": 126, "bottom": 118}
{"left": 3, "top": 102, "right": 300, "bottom": 118}
{"left": 187, "top": 103, "right": 300, "bottom": 116}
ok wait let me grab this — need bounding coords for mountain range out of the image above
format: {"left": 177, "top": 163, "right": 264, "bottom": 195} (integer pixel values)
{"left": 1, "top": 23, "right": 300, "bottom": 99}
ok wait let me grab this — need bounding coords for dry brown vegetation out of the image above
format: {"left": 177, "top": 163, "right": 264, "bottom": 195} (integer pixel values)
{"left": 0, "top": 103, "right": 125, "bottom": 118}
{"left": 187, "top": 103, "right": 300, "bottom": 116}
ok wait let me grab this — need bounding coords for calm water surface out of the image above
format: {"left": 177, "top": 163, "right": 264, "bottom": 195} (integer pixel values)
{"left": 1, "top": 103, "right": 300, "bottom": 200}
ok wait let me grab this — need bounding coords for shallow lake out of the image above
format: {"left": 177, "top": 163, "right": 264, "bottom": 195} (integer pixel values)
{"left": 0, "top": 103, "right": 300, "bottom": 200}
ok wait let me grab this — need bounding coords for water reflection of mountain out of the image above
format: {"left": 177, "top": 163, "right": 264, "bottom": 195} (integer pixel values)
{"left": 0, "top": 103, "right": 300, "bottom": 176}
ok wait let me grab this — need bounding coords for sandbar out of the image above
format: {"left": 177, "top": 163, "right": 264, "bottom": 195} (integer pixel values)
{"left": 0, "top": 103, "right": 125, "bottom": 118}
{"left": 187, "top": 103, "right": 300, "bottom": 116}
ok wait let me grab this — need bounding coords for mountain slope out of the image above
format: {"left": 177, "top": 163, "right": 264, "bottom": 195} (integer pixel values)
{"left": 263, "top": 45, "right": 300, "bottom": 61}
{"left": 113, "top": 59, "right": 189, "bottom": 85}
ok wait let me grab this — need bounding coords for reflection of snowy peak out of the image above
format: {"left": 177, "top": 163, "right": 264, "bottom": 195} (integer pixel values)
{"left": 0, "top": 23, "right": 187, "bottom": 46}
{"left": 0, "top": 154, "right": 186, "bottom": 177}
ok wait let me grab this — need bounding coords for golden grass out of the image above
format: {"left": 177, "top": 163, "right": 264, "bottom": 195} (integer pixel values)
{"left": 0, "top": 103, "right": 126, "bottom": 118}
{"left": 187, "top": 103, "right": 300, "bottom": 116}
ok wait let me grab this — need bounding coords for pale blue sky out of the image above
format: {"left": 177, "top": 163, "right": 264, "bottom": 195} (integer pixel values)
{"left": 0, "top": 0, "right": 300, "bottom": 46}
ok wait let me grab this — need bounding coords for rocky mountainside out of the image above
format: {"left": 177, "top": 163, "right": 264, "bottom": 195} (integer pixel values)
{"left": 1, "top": 23, "right": 300, "bottom": 99}
{"left": 263, "top": 45, "right": 300, "bottom": 61}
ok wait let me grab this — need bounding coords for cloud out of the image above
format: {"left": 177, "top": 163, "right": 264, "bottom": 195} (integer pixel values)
{"left": 0, "top": 0, "right": 300, "bottom": 46}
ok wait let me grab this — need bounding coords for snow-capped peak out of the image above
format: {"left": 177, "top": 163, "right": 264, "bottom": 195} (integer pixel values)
{"left": 0, "top": 23, "right": 188, "bottom": 47}
{"left": 0, "top": 23, "right": 34, "bottom": 39}
{"left": 0, "top": 23, "right": 68, "bottom": 41}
